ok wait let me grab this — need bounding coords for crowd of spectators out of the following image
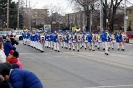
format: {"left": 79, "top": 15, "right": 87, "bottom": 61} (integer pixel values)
{"left": 0, "top": 35, "right": 43, "bottom": 88}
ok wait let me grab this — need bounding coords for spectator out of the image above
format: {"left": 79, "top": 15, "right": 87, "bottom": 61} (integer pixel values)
{"left": 0, "top": 63, "right": 19, "bottom": 74}
{"left": 0, "top": 75, "right": 4, "bottom": 81}
{"left": 0, "top": 63, "right": 18, "bottom": 82}
{"left": 10, "top": 37, "right": 19, "bottom": 45}
{"left": 8, "top": 51, "right": 23, "bottom": 69}
{"left": 6, "top": 50, "right": 14, "bottom": 62}
{"left": 0, "top": 80, "right": 10, "bottom": 88}
{"left": 1, "top": 68, "right": 43, "bottom": 88}
{"left": 4, "top": 38, "right": 16, "bottom": 57}
{"left": 0, "top": 42, "right": 6, "bottom": 63}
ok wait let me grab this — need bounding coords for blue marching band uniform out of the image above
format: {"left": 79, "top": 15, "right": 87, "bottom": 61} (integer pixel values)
{"left": 22, "top": 29, "right": 128, "bottom": 55}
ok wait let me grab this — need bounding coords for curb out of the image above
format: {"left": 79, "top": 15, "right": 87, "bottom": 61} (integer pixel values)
{"left": 129, "top": 43, "right": 133, "bottom": 44}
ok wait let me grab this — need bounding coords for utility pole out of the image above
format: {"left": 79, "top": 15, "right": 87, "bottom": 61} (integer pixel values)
{"left": 82, "top": 12, "right": 85, "bottom": 31}
{"left": 17, "top": 0, "right": 20, "bottom": 30}
{"left": 29, "top": 1, "right": 31, "bottom": 30}
{"left": 68, "top": 14, "right": 70, "bottom": 30}
{"left": 100, "top": 0, "right": 103, "bottom": 32}
{"left": 7, "top": 0, "right": 9, "bottom": 30}
{"left": 90, "top": 6, "right": 92, "bottom": 32}
{"left": 25, "top": 0, "right": 27, "bottom": 29}
{"left": 124, "top": 0, "right": 127, "bottom": 33}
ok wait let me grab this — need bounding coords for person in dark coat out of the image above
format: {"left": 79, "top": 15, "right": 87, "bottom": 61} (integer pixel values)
{"left": 4, "top": 38, "right": 16, "bottom": 57}
{"left": 0, "top": 63, "right": 19, "bottom": 74}
{"left": 0, "top": 80, "right": 10, "bottom": 88}
{"left": 10, "top": 37, "right": 19, "bottom": 45}
{"left": 0, "top": 63, "right": 19, "bottom": 81}
{"left": 1, "top": 68, "right": 43, "bottom": 88}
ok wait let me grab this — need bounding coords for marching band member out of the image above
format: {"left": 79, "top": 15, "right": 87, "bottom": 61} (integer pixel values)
{"left": 56, "top": 32, "right": 61, "bottom": 52}
{"left": 48, "top": 33, "right": 51, "bottom": 48}
{"left": 103, "top": 29, "right": 110, "bottom": 55}
{"left": 87, "top": 32, "right": 93, "bottom": 51}
{"left": 115, "top": 31, "right": 123, "bottom": 51}
{"left": 97, "top": 32, "right": 101, "bottom": 50}
{"left": 32, "top": 32, "right": 36, "bottom": 48}
{"left": 39, "top": 32, "right": 45, "bottom": 52}
{"left": 76, "top": 32, "right": 82, "bottom": 52}
{"left": 63, "top": 33, "right": 66, "bottom": 48}
{"left": 91, "top": 32, "right": 96, "bottom": 51}
{"left": 93, "top": 32, "right": 97, "bottom": 47}
{"left": 35, "top": 32, "right": 40, "bottom": 50}
{"left": 72, "top": 32, "right": 77, "bottom": 51}
{"left": 22, "top": 31, "right": 26, "bottom": 45}
{"left": 44, "top": 32, "right": 49, "bottom": 48}
{"left": 53, "top": 32, "right": 58, "bottom": 51}
{"left": 29, "top": 32, "right": 33, "bottom": 47}
{"left": 50, "top": 33, "right": 54, "bottom": 49}
{"left": 64, "top": 33, "right": 69, "bottom": 49}
{"left": 68, "top": 32, "right": 73, "bottom": 50}
{"left": 121, "top": 32, "right": 127, "bottom": 51}
{"left": 27, "top": 31, "right": 31, "bottom": 46}
{"left": 101, "top": 31, "right": 105, "bottom": 50}
{"left": 83, "top": 32, "right": 88, "bottom": 50}
{"left": 59, "top": 33, "right": 63, "bottom": 48}
{"left": 111, "top": 33, "right": 116, "bottom": 50}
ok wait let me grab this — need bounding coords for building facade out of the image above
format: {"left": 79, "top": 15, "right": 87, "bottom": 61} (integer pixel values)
{"left": 22, "top": 8, "right": 48, "bottom": 29}
{"left": 127, "top": 6, "right": 133, "bottom": 30}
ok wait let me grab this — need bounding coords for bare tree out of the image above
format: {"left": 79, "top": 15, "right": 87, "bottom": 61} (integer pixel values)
{"left": 69, "top": 0, "right": 98, "bottom": 31}
{"left": 43, "top": 4, "right": 65, "bottom": 25}
{"left": 103, "top": 0, "right": 123, "bottom": 32}
{"left": 69, "top": 0, "right": 123, "bottom": 32}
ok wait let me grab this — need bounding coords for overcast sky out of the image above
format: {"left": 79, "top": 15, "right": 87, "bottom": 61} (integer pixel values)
{"left": 12, "top": 0, "right": 133, "bottom": 14}
{"left": 12, "top": 0, "right": 73, "bottom": 13}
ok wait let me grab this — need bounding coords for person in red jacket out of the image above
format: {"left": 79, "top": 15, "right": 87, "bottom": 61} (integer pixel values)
{"left": 8, "top": 51, "right": 23, "bottom": 69}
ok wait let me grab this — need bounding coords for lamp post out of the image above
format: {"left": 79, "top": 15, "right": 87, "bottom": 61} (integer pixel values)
{"left": 17, "top": 0, "right": 20, "bottom": 30}
{"left": 124, "top": 0, "right": 127, "bottom": 33}
{"left": 7, "top": 0, "right": 9, "bottom": 30}
{"left": 100, "top": 0, "right": 103, "bottom": 32}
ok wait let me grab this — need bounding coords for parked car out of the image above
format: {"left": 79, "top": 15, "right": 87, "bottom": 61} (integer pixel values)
{"left": 126, "top": 31, "right": 133, "bottom": 38}
{"left": 0, "top": 31, "right": 7, "bottom": 37}
{"left": 14, "top": 30, "right": 23, "bottom": 40}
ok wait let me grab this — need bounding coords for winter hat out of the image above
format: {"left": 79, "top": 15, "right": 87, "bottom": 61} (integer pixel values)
{"left": 0, "top": 80, "right": 10, "bottom": 88}
{"left": 10, "top": 34, "right": 14, "bottom": 37}
{"left": 13, "top": 51, "right": 19, "bottom": 58}
{"left": 10, "top": 50, "right": 14, "bottom": 55}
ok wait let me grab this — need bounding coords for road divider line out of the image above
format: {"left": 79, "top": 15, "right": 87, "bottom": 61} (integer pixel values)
{"left": 84, "top": 84, "right": 133, "bottom": 88}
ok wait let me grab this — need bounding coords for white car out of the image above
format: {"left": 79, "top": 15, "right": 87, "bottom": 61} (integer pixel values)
{"left": 14, "top": 31, "right": 23, "bottom": 40}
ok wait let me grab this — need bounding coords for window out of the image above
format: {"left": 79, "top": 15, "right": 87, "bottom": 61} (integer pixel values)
{"left": 129, "top": 20, "right": 132, "bottom": 25}
{"left": 129, "top": 9, "right": 132, "bottom": 14}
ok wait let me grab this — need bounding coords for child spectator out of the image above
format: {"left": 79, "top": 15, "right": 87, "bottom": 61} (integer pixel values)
{"left": 6, "top": 50, "right": 14, "bottom": 62}
{"left": 8, "top": 51, "right": 23, "bottom": 69}
{"left": 0, "top": 42, "right": 6, "bottom": 63}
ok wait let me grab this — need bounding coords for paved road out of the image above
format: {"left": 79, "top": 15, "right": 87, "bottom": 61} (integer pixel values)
{"left": 16, "top": 41, "right": 133, "bottom": 88}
